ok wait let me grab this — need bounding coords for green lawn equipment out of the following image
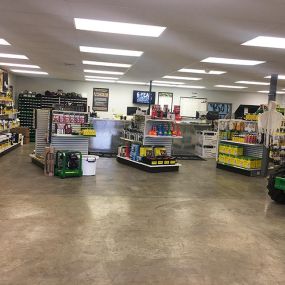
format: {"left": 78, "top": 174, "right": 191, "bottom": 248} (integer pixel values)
{"left": 54, "top": 151, "right": 83, "bottom": 179}
{"left": 267, "top": 166, "right": 285, "bottom": 204}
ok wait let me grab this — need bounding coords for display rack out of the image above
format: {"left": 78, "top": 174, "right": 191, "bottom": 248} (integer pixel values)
{"left": 33, "top": 109, "right": 95, "bottom": 166}
{"left": 0, "top": 91, "right": 21, "bottom": 157}
{"left": 117, "top": 115, "right": 182, "bottom": 172}
{"left": 18, "top": 93, "right": 41, "bottom": 142}
{"left": 216, "top": 119, "right": 267, "bottom": 176}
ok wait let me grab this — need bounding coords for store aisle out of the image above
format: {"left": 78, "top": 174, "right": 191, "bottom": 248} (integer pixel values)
{"left": 1, "top": 145, "right": 285, "bottom": 285}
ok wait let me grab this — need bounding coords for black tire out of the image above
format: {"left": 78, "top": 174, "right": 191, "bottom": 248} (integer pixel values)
{"left": 267, "top": 174, "right": 285, "bottom": 204}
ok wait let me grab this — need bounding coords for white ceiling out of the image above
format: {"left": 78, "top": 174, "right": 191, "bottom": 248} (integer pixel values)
{"left": 1, "top": 0, "right": 285, "bottom": 92}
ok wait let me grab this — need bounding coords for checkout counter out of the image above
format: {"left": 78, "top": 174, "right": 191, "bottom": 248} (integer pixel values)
{"left": 172, "top": 119, "right": 212, "bottom": 157}
{"left": 89, "top": 118, "right": 130, "bottom": 154}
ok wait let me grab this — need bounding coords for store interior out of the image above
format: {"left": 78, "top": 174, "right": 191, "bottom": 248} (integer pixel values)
{"left": 1, "top": 1, "right": 285, "bottom": 284}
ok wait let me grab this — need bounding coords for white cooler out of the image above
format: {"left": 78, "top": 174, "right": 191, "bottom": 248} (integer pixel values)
{"left": 82, "top": 155, "right": 99, "bottom": 176}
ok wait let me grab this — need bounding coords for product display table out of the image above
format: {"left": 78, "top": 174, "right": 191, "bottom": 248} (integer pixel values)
{"left": 117, "top": 156, "right": 181, "bottom": 173}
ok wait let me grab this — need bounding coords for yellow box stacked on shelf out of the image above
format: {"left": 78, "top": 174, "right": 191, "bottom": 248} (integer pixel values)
{"left": 219, "top": 144, "right": 243, "bottom": 156}
{"left": 245, "top": 113, "right": 258, "bottom": 121}
{"left": 218, "top": 153, "right": 262, "bottom": 170}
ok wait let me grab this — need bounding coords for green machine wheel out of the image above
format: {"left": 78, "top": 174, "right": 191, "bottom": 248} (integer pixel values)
{"left": 267, "top": 167, "right": 285, "bottom": 204}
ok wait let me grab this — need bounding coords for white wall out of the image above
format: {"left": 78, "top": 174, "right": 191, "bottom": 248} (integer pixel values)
{"left": 15, "top": 76, "right": 269, "bottom": 118}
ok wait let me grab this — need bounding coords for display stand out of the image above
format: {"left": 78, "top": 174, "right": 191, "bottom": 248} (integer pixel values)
{"left": 32, "top": 109, "right": 95, "bottom": 167}
{"left": 118, "top": 115, "right": 182, "bottom": 172}
{"left": 216, "top": 119, "right": 267, "bottom": 177}
{"left": 0, "top": 93, "right": 21, "bottom": 157}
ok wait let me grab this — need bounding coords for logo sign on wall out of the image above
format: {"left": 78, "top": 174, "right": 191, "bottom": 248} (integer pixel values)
{"left": 93, "top": 88, "right": 109, "bottom": 112}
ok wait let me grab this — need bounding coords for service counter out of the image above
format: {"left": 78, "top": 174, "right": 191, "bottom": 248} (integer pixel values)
{"left": 89, "top": 118, "right": 130, "bottom": 154}
{"left": 172, "top": 120, "right": 212, "bottom": 156}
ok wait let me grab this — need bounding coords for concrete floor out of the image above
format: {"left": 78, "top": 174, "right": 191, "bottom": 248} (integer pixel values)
{"left": 1, "top": 145, "right": 285, "bottom": 285}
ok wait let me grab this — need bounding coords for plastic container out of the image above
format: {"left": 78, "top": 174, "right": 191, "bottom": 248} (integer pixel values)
{"left": 82, "top": 155, "right": 99, "bottom": 176}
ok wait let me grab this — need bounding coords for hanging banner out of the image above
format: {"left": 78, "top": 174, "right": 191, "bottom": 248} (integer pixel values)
{"left": 93, "top": 88, "right": 109, "bottom": 112}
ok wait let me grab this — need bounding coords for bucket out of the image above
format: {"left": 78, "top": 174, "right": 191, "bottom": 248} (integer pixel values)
{"left": 82, "top": 155, "right": 99, "bottom": 176}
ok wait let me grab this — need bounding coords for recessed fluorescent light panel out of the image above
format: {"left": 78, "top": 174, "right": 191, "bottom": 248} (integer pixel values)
{"left": 258, "top": 90, "right": 285, "bottom": 94}
{"left": 177, "top": 85, "right": 205, "bottom": 89}
{"left": 265, "top": 75, "right": 285, "bottom": 80}
{"left": 153, "top": 80, "right": 185, "bottom": 85}
{"left": 117, "top": 81, "right": 146, "bottom": 85}
{"left": 82, "top": 60, "right": 131, "bottom": 68}
{"left": 74, "top": 18, "right": 166, "bottom": 37}
{"left": 85, "top": 78, "right": 116, "bottom": 83}
{"left": 0, "top": 62, "right": 40, "bottom": 68}
{"left": 11, "top": 69, "right": 48, "bottom": 75}
{"left": 84, "top": 69, "right": 124, "bottom": 75}
{"left": 215, "top": 85, "right": 247, "bottom": 89}
{"left": 236, "top": 81, "right": 269, "bottom": 85}
{"left": 0, "top": 39, "right": 10, "bottom": 45}
{"left": 0, "top": 53, "right": 28, "bottom": 59}
{"left": 85, "top": 75, "right": 119, "bottom": 80}
{"left": 178, "top": 68, "right": 226, "bottom": 75}
{"left": 242, "top": 36, "right": 285, "bottom": 49}
{"left": 80, "top": 46, "right": 143, "bottom": 57}
{"left": 202, "top": 57, "right": 265, "bottom": 66}
{"left": 163, "top": 75, "right": 202, "bottom": 81}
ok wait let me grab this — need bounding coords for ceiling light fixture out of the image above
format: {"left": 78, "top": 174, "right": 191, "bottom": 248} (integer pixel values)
{"left": 82, "top": 60, "right": 131, "bottom": 68}
{"left": 85, "top": 75, "right": 119, "bottom": 80}
{"left": 80, "top": 46, "right": 143, "bottom": 57}
{"left": 75, "top": 18, "right": 166, "bottom": 37}
{"left": 265, "top": 75, "right": 285, "bottom": 80}
{"left": 0, "top": 39, "right": 10, "bottom": 45}
{"left": 84, "top": 69, "right": 124, "bottom": 75}
{"left": 177, "top": 85, "right": 205, "bottom": 89}
{"left": 153, "top": 80, "right": 185, "bottom": 85}
{"left": 178, "top": 68, "right": 226, "bottom": 75}
{"left": 85, "top": 78, "right": 116, "bottom": 83}
{"left": 236, "top": 81, "right": 269, "bottom": 85}
{"left": 152, "top": 83, "right": 178, "bottom": 87}
{"left": 0, "top": 62, "right": 40, "bottom": 68}
{"left": 117, "top": 81, "right": 147, "bottom": 85}
{"left": 215, "top": 85, "right": 247, "bottom": 89}
{"left": 201, "top": 57, "right": 265, "bottom": 66}
{"left": 242, "top": 36, "right": 285, "bottom": 49}
{"left": 258, "top": 90, "right": 285, "bottom": 94}
{"left": 11, "top": 69, "right": 48, "bottom": 75}
{"left": 163, "top": 75, "right": 202, "bottom": 81}
{"left": 0, "top": 53, "right": 28, "bottom": 59}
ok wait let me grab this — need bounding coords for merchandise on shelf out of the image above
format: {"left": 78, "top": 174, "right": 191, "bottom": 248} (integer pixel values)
{"left": 244, "top": 113, "right": 258, "bottom": 121}
{"left": 148, "top": 122, "right": 181, "bottom": 137}
{"left": 118, "top": 143, "right": 177, "bottom": 166}
{"left": 150, "top": 104, "right": 177, "bottom": 121}
{"left": 232, "top": 134, "right": 258, "bottom": 144}
{"left": 219, "top": 144, "right": 243, "bottom": 156}
{"left": 218, "top": 154, "right": 262, "bottom": 170}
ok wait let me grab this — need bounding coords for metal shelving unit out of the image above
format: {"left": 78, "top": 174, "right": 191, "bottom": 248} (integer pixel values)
{"left": 216, "top": 119, "right": 268, "bottom": 176}
{"left": 118, "top": 115, "right": 182, "bottom": 172}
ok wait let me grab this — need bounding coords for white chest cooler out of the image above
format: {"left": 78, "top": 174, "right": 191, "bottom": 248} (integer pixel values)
{"left": 82, "top": 155, "right": 99, "bottom": 176}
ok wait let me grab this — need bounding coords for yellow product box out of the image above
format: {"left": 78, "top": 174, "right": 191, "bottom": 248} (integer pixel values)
{"left": 255, "top": 159, "right": 262, "bottom": 169}
{"left": 219, "top": 144, "right": 225, "bottom": 154}
{"left": 140, "top": 146, "right": 153, "bottom": 157}
{"left": 242, "top": 158, "right": 256, "bottom": 169}
{"left": 229, "top": 156, "right": 235, "bottom": 166}
{"left": 225, "top": 155, "right": 232, "bottom": 165}
{"left": 218, "top": 154, "right": 225, "bottom": 163}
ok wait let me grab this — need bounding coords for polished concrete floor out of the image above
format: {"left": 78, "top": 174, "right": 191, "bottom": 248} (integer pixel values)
{"left": 1, "top": 145, "right": 285, "bottom": 285}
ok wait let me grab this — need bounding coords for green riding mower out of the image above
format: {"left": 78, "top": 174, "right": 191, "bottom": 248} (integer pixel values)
{"left": 267, "top": 166, "right": 285, "bottom": 204}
